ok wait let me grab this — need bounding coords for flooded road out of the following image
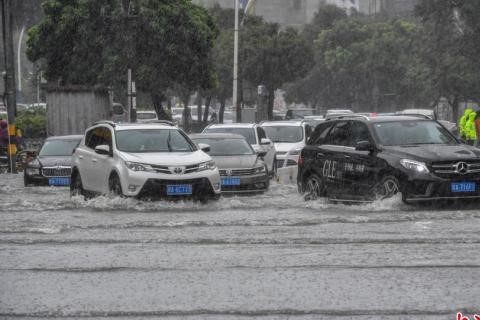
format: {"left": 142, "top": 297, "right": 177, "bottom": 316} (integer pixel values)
{"left": 0, "top": 173, "right": 479, "bottom": 319}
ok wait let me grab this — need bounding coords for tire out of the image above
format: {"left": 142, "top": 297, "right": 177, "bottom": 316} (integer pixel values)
{"left": 374, "top": 175, "right": 400, "bottom": 200}
{"left": 23, "top": 174, "right": 31, "bottom": 187}
{"left": 70, "top": 172, "right": 85, "bottom": 198}
{"left": 303, "top": 173, "right": 324, "bottom": 201}
{"left": 109, "top": 174, "right": 123, "bottom": 197}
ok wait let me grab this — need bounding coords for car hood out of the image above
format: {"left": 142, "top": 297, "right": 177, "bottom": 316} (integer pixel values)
{"left": 118, "top": 150, "right": 211, "bottom": 166}
{"left": 383, "top": 144, "right": 480, "bottom": 163}
{"left": 35, "top": 156, "right": 73, "bottom": 167}
{"left": 210, "top": 155, "right": 261, "bottom": 169}
{"left": 274, "top": 142, "right": 304, "bottom": 153}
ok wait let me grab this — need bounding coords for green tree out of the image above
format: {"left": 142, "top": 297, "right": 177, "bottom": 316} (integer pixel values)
{"left": 27, "top": 0, "right": 218, "bottom": 119}
{"left": 241, "top": 16, "right": 314, "bottom": 119}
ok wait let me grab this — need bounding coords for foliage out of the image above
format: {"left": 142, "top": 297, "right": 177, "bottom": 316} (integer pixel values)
{"left": 27, "top": 0, "right": 219, "bottom": 117}
{"left": 241, "top": 16, "right": 314, "bottom": 118}
{"left": 15, "top": 108, "right": 47, "bottom": 139}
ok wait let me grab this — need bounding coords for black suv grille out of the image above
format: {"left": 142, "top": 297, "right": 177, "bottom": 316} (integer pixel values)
{"left": 42, "top": 167, "right": 71, "bottom": 177}
{"left": 219, "top": 168, "right": 256, "bottom": 176}
{"left": 137, "top": 178, "right": 214, "bottom": 199}
{"left": 431, "top": 161, "right": 480, "bottom": 176}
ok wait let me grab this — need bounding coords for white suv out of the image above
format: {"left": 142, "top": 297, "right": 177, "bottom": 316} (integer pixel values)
{"left": 260, "top": 120, "right": 313, "bottom": 168}
{"left": 202, "top": 123, "right": 277, "bottom": 177}
{"left": 71, "top": 121, "right": 221, "bottom": 201}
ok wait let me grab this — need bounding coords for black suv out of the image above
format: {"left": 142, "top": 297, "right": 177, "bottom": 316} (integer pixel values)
{"left": 298, "top": 115, "right": 480, "bottom": 203}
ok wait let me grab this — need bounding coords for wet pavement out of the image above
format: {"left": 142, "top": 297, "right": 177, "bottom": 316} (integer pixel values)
{"left": 0, "top": 173, "right": 479, "bottom": 319}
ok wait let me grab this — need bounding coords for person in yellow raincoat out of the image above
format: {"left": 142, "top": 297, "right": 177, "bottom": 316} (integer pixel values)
{"left": 465, "top": 110, "right": 477, "bottom": 145}
{"left": 459, "top": 108, "right": 472, "bottom": 140}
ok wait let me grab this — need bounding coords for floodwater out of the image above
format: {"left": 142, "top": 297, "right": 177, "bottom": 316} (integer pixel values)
{"left": 0, "top": 174, "right": 479, "bottom": 319}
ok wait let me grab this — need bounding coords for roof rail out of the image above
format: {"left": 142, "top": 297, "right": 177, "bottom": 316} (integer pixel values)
{"left": 394, "top": 113, "right": 432, "bottom": 120}
{"left": 93, "top": 120, "right": 116, "bottom": 127}
{"left": 140, "top": 120, "right": 176, "bottom": 126}
{"left": 325, "top": 114, "right": 370, "bottom": 121}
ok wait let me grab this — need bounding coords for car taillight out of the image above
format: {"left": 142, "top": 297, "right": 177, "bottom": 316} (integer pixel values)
{"left": 298, "top": 155, "right": 304, "bottom": 167}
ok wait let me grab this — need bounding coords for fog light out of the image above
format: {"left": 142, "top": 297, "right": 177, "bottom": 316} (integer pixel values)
{"left": 128, "top": 184, "right": 139, "bottom": 192}
{"left": 254, "top": 182, "right": 265, "bottom": 189}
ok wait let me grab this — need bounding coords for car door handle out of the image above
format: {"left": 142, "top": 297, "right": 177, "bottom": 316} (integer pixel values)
{"left": 316, "top": 153, "right": 324, "bottom": 158}
{"left": 344, "top": 155, "right": 351, "bottom": 159}
{"left": 92, "top": 159, "right": 97, "bottom": 163}
{"left": 78, "top": 155, "right": 84, "bottom": 159}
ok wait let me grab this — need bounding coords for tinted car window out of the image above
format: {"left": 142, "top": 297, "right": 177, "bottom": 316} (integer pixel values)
{"left": 85, "top": 127, "right": 111, "bottom": 150}
{"left": 351, "top": 121, "right": 372, "bottom": 145}
{"left": 262, "top": 126, "right": 303, "bottom": 143}
{"left": 192, "top": 138, "right": 254, "bottom": 156}
{"left": 308, "top": 122, "right": 333, "bottom": 145}
{"left": 257, "top": 127, "right": 267, "bottom": 141}
{"left": 324, "top": 121, "right": 352, "bottom": 146}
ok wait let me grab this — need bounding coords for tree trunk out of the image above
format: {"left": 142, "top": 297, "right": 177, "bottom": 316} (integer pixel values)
{"left": 182, "top": 95, "right": 191, "bottom": 132}
{"left": 267, "top": 90, "right": 275, "bottom": 121}
{"left": 151, "top": 92, "right": 171, "bottom": 121}
{"left": 219, "top": 98, "right": 226, "bottom": 124}
{"left": 451, "top": 95, "right": 460, "bottom": 123}
{"left": 203, "top": 95, "right": 212, "bottom": 124}
{"left": 195, "top": 92, "right": 203, "bottom": 123}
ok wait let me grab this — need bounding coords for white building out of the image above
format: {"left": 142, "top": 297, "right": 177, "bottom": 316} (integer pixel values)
{"left": 193, "top": 0, "right": 359, "bottom": 29}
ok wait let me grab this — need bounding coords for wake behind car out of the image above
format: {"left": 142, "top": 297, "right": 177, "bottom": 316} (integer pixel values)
{"left": 190, "top": 133, "right": 269, "bottom": 194}
{"left": 202, "top": 123, "right": 277, "bottom": 178}
{"left": 24, "top": 135, "right": 82, "bottom": 186}
{"left": 70, "top": 121, "right": 221, "bottom": 201}
{"left": 298, "top": 115, "right": 480, "bottom": 203}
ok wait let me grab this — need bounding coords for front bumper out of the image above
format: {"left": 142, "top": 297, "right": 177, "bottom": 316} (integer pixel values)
{"left": 220, "top": 173, "right": 269, "bottom": 194}
{"left": 24, "top": 167, "right": 71, "bottom": 186}
{"left": 120, "top": 168, "right": 221, "bottom": 198}
{"left": 403, "top": 177, "right": 480, "bottom": 202}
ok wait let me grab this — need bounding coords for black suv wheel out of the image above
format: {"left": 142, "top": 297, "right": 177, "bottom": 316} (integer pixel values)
{"left": 303, "top": 173, "right": 324, "bottom": 201}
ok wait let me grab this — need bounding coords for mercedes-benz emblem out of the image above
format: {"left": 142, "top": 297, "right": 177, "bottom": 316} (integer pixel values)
{"left": 456, "top": 162, "right": 468, "bottom": 174}
{"left": 226, "top": 169, "right": 232, "bottom": 176}
{"left": 173, "top": 167, "right": 183, "bottom": 174}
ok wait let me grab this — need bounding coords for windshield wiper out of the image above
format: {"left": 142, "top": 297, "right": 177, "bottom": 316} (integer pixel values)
{"left": 166, "top": 131, "right": 172, "bottom": 152}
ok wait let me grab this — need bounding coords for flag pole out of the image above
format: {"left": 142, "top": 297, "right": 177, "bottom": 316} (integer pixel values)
{"left": 233, "top": 0, "right": 239, "bottom": 123}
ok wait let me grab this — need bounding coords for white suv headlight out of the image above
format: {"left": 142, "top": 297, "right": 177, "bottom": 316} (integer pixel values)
{"left": 125, "top": 161, "right": 155, "bottom": 172}
{"left": 198, "top": 160, "right": 216, "bottom": 171}
{"left": 400, "top": 159, "right": 429, "bottom": 173}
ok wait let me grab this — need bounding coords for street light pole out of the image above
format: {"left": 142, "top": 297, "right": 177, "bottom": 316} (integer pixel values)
{"left": 233, "top": 0, "right": 239, "bottom": 123}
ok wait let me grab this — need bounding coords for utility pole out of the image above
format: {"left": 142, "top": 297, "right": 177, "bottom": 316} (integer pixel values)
{"left": 1, "top": 0, "right": 17, "bottom": 173}
{"left": 233, "top": 0, "right": 240, "bottom": 123}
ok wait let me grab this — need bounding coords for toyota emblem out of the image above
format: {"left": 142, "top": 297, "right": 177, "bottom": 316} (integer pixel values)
{"left": 226, "top": 169, "right": 232, "bottom": 176}
{"left": 456, "top": 162, "right": 468, "bottom": 174}
{"left": 173, "top": 167, "right": 183, "bottom": 174}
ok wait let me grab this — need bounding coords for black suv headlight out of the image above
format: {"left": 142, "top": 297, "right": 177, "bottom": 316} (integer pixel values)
{"left": 25, "top": 167, "right": 40, "bottom": 175}
{"left": 254, "top": 165, "right": 267, "bottom": 174}
{"left": 400, "top": 159, "right": 429, "bottom": 174}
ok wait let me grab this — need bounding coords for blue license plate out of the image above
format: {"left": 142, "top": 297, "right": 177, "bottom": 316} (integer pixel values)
{"left": 451, "top": 182, "right": 476, "bottom": 193}
{"left": 48, "top": 177, "right": 70, "bottom": 186}
{"left": 166, "top": 184, "right": 192, "bottom": 195}
{"left": 221, "top": 177, "right": 241, "bottom": 186}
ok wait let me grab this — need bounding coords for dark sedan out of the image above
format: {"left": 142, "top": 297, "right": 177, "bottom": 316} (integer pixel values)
{"left": 24, "top": 135, "right": 83, "bottom": 186}
{"left": 190, "top": 133, "right": 269, "bottom": 194}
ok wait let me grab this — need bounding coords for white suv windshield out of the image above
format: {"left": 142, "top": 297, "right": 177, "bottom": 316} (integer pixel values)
{"left": 263, "top": 126, "right": 303, "bottom": 143}
{"left": 116, "top": 129, "right": 195, "bottom": 152}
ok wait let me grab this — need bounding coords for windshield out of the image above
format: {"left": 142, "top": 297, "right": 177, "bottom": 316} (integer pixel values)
{"left": 373, "top": 120, "right": 458, "bottom": 146}
{"left": 192, "top": 138, "right": 254, "bottom": 156}
{"left": 136, "top": 112, "right": 157, "bottom": 120}
{"left": 203, "top": 127, "right": 256, "bottom": 145}
{"left": 287, "top": 109, "right": 313, "bottom": 119}
{"left": 263, "top": 126, "right": 303, "bottom": 143}
{"left": 116, "top": 129, "right": 194, "bottom": 152}
{"left": 39, "top": 139, "right": 80, "bottom": 156}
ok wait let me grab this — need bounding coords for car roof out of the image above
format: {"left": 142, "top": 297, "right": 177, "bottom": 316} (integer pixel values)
{"left": 190, "top": 133, "right": 246, "bottom": 140}
{"left": 136, "top": 110, "right": 156, "bottom": 114}
{"left": 206, "top": 123, "right": 256, "bottom": 129}
{"left": 326, "top": 115, "right": 433, "bottom": 123}
{"left": 92, "top": 121, "right": 176, "bottom": 130}
{"left": 46, "top": 135, "right": 83, "bottom": 140}
{"left": 260, "top": 120, "right": 304, "bottom": 126}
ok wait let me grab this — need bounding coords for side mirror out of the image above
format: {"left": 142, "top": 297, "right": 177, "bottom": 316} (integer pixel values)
{"left": 198, "top": 143, "right": 210, "bottom": 153}
{"left": 257, "top": 150, "right": 267, "bottom": 158}
{"left": 356, "top": 140, "right": 374, "bottom": 152}
{"left": 95, "top": 144, "right": 111, "bottom": 155}
{"left": 260, "top": 138, "right": 271, "bottom": 145}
